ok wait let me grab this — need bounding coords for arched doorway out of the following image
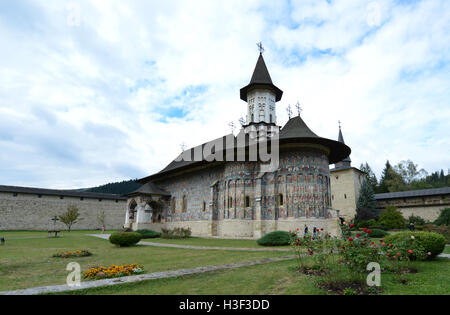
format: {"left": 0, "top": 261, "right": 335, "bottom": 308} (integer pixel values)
{"left": 128, "top": 199, "right": 137, "bottom": 222}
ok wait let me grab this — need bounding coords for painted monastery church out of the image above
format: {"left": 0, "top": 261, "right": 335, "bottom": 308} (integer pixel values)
{"left": 124, "top": 52, "right": 361, "bottom": 238}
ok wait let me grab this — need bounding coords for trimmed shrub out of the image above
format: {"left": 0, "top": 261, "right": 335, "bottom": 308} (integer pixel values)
{"left": 407, "top": 215, "right": 426, "bottom": 226}
{"left": 379, "top": 206, "right": 406, "bottom": 230}
{"left": 257, "top": 231, "right": 291, "bottom": 246}
{"left": 356, "top": 219, "right": 377, "bottom": 229}
{"left": 367, "top": 228, "right": 388, "bottom": 238}
{"left": 136, "top": 229, "right": 161, "bottom": 239}
{"left": 434, "top": 208, "right": 450, "bottom": 226}
{"left": 384, "top": 231, "right": 446, "bottom": 259}
{"left": 109, "top": 232, "right": 142, "bottom": 247}
{"left": 161, "top": 227, "right": 192, "bottom": 239}
{"left": 422, "top": 224, "right": 450, "bottom": 244}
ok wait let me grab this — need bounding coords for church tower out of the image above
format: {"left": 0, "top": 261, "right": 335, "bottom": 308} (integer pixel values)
{"left": 335, "top": 125, "right": 352, "bottom": 168}
{"left": 240, "top": 50, "right": 283, "bottom": 126}
{"left": 330, "top": 124, "right": 365, "bottom": 219}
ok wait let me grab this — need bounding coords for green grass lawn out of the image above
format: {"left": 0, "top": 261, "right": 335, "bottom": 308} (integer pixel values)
{"left": 51, "top": 256, "right": 450, "bottom": 295}
{"left": 144, "top": 236, "right": 290, "bottom": 249}
{"left": 444, "top": 245, "right": 450, "bottom": 254}
{"left": 0, "top": 231, "right": 289, "bottom": 292}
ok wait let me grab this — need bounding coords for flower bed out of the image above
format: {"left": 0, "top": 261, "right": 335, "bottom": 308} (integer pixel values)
{"left": 83, "top": 264, "right": 144, "bottom": 280}
{"left": 53, "top": 250, "right": 92, "bottom": 258}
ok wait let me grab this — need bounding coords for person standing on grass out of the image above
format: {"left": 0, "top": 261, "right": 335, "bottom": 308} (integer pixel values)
{"left": 304, "top": 224, "right": 308, "bottom": 236}
{"left": 312, "top": 226, "right": 317, "bottom": 239}
{"left": 102, "top": 225, "right": 105, "bottom": 234}
{"left": 409, "top": 222, "right": 415, "bottom": 231}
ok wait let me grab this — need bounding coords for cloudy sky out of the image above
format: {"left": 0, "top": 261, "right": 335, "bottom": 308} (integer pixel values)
{"left": 0, "top": 0, "right": 449, "bottom": 189}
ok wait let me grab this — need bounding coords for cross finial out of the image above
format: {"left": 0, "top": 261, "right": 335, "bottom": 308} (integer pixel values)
{"left": 338, "top": 120, "right": 341, "bottom": 129}
{"left": 180, "top": 142, "right": 187, "bottom": 152}
{"left": 295, "top": 101, "right": 302, "bottom": 117}
{"left": 257, "top": 42, "right": 265, "bottom": 54}
{"left": 228, "top": 121, "right": 236, "bottom": 134}
{"left": 286, "top": 104, "right": 293, "bottom": 119}
{"left": 239, "top": 117, "right": 245, "bottom": 127}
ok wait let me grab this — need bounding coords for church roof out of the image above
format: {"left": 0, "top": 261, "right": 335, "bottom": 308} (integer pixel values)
{"left": 126, "top": 181, "right": 170, "bottom": 197}
{"left": 240, "top": 53, "right": 283, "bottom": 102}
{"left": 279, "top": 116, "right": 351, "bottom": 164}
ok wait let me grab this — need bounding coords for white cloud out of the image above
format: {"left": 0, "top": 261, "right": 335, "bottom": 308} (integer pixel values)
{"left": 0, "top": 0, "right": 449, "bottom": 188}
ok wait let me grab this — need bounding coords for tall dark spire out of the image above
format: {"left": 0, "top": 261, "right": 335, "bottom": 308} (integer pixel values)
{"left": 335, "top": 125, "right": 352, "bottom": 168}
{"left": 240, "top": 53, "right": 283, "bottom": 102}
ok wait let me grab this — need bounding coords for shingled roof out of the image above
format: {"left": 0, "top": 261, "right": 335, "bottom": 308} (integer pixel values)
{"left": 374, "top": 187, "right": 450, "bottom": 200}
{"left": 126, "top": 181, "right": 170, "bottom": 197}
{"left": 279, "top": 116, "right": 351, "bottom": 164}
{"left": 240, "top": 53, "right": 283, "bottom": 102}
{"left": 0, "top": 185, "right": 126, "bottom": 200}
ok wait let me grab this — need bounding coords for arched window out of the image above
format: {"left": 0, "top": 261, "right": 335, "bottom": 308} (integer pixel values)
{"left": 228, "top": 197, "right": 233, "bottom": 209}
{"left": 129, "top": 200, "right": 137, "bottom": 220}
{"left": 202, "top": 201, "right": 206, "bottom": 211}
{"left": 270, "top": 114, "right": 273, "bottom": 123}
{"left": 182, "top": 195, "right": 187, "bottom": 212}
{"left": 171, "top": 197, "right": 176, "bottom": 214}
{"left": 278, "top": 194, "right": 284, "bottom": 206}
{"left": 245, "top": 196, "right": 250, "bottom": 208}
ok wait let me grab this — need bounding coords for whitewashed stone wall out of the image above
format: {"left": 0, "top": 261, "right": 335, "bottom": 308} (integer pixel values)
{"left": 0, "top": 192, "right": 127, "bottom": 231}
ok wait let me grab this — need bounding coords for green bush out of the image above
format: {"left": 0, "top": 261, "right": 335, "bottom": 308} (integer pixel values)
{"left": 407, "top": 215, "right": 427, "bottom": 226}
{"left": 109, "top": 232, "right": 142, "bottom": 247}
{"left": 161, "top": 227, "right": 192, "bottom": 239}
{"left": 136, "top": 229, "right": 161, "bottom": 239}
{"left": 367, "top": 228, "right": 388, "bottom": 238}
{"left": 422, "top": 224, "right": 450, "bottom": 244}
{"left": 384, "top": 231, "right": 446, "bottom": 259}
{"left": 257, "top": 231, "right": 291, "bottom": 246}
{"left": 434, "top": 208, "right": 450, "bottom": 226}
{"left": 356, "top": 219, "right": 377, "bottom": 229}
{"left": 379, "top": 206, "right": 406, "bottom": 230}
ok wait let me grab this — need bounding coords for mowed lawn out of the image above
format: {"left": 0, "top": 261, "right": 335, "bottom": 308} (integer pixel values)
{"left": 0, "top": 231, "right": 289, "bottom": 292}
{"left": 53, "top": 256, "right": 450, "bottom": 295}
{"left": 145, "top": 237, "right": 290, "bottom": 249}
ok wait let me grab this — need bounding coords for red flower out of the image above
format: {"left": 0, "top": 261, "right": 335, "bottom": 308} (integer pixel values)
{"left": 396, "top": 252, "right": 401, "bottom": 256}
{"left": 362, "top": 242, "right": 366, "bottom": 245}
{"left": 388, "top": 243, "right": 392, "bottom": 247}
{"left": 379, "top": 239, "right": 383, "bottom": 242}
{"left": 296, "top": 228, "right": 299, "bottom": 231}
{"left": 367, "top": 229, "right": 372, "bottom": 234}
{"left": 362, "top": 228, "right": 367, "bottom": 232}
{"left": 348, "top": 237, "right": 353, "bottom": 242}
{"left": 356, "top": 233, "right": 361, "bottom": 238}
{"left": 350, "top": 224, "right": 354, "bottom": 228}
{"left": 408, "top": 250, "right": 413, "bottom": 254}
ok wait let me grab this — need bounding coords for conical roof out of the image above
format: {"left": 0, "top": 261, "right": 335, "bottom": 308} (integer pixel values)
{"left": 279, "top": 116, "right": 351, "bottom": 164}
{"left": 337, "top": 127, "right": 351, "bottom": 163}
{"left": 240, "top": 53, "right": 283, "bottom": 102}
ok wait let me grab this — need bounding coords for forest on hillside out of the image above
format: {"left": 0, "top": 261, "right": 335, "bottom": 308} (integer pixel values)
{"left": 360, "top": 160, "right": 449, "bottom": 194}
{"left": 86, "top": 179, "right": 141, "bottom": 195}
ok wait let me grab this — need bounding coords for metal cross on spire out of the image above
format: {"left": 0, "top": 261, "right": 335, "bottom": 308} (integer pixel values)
{"left": 180, "top": 142, "right": 187, "bottom": 152}
{"left": 295, "top": 101, "right": 302, "bottom": 117}
{"left": 338, "top": 120, "right": 342, "bottom": 129}
{"left": 257, "top": 41, "right": 265, "bottom": 54}
{"left": 286, "top": 104, "right": 293, "bottom": 119}
{"left": 239, "top": 117, "right": 245, "bottom": 127}
{"left": 228, "top": 121, "right": 236, "bottom": 134}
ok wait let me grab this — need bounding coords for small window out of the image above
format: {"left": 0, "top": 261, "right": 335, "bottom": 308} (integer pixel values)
{"left": 182, "top": 195, "right": 187, "bottom": 213}
{"left": 172, "top": 197, "right": 176, "bottom": 214}
{"left": 115, "top": 199, "right": 119, "bottom": 203}
{"left": 228, "top": 197, "right": 233, "bottom": 209}
{"left": 98, "top": 199, "right": 102, "bottom": 202}
{"left": 245, "top": 196, "right": 250, "bottom": 208}
{"left": 38, "top": 194, "right": 42, "bottom": 198}
{"left": 80, "top": 197, "right": 84, "bottom": 201}
{"left": 13, "top": 193, "right": 18, "bottom": 197}
{"left": 202, "top": 201, "right": 206, "bottom": 211}
{"left": 332, "top": 195, "right": 334, "bottom": 200}
{"left": 278, "top": 194, "right": 284, "bottom": 206}
{"left": 344, "top": 194, "right": 347, "bottom": 199}
{"left": 60, "top": 196, "right": 64, "bottom": 200}
{"left": 335, "top": 176, "right": 339, "bottom": 180}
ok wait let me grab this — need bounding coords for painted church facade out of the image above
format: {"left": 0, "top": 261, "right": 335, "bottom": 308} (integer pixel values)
{"left": 124, "top": 52, "right": 351, "bottom": 238}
